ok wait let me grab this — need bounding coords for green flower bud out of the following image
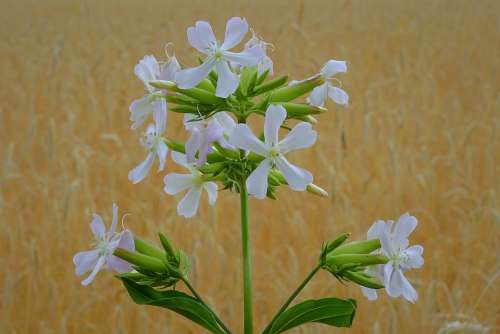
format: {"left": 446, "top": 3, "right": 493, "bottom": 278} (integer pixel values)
{"left": 329, "top": 239, "right": 381, "bottom": 256}
{"left": 199, "top": 161, "right": 225, "bottom": 175}
{"left": 163, "top": 138, "right": 224, "bottom": 163}
{"left": 269, "top": 75, "right": 324, "bottom": 102}
{"left": 196, "top": 79, "right": 215, "bottom": 93}
{"left": 158, "top": 233, "right": 177, "bottom": 260}
{"left": 326, "top": 253, "right": 388, "bottom": 267}
{"left": 325, "top": 233, "right": 350, "bottom": 254}
{"left": 306, "top": 183, "right": 329, "bottom": 197}
{"left": 256, "top": 69, "right": 270, "bottom": 85}
{"left": 282, "top": 103, "right": 327, "bottom": 116}
{"left": 114, "top": 248, "right": 166, "bottom": 273}
{"left": 252, "top": 75, "right": 288, "bottom": 96}
{"left": 150, "top": 80, "right": 222, "bottom": 105}
{"left": 134, "top": 237, "right": 166, "bottom": 260}
{"left": 169, "top": 105, "right": 199, "bottom": 113}
{"left": 343, "top": 271, "right": 385, "bottom": 289}
{"left": 239, "top": 66, "right": 258, "bottom": 96}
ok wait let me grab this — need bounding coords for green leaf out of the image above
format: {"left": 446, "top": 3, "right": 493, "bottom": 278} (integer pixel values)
{"left": 266, "top": 298, "right": 356, "bottom": 334}
{"left": 119, "top": 277, "right": 225, "bottom": 334}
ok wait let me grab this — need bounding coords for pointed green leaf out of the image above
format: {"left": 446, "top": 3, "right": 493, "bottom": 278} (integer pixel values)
{"left": 119, "top": 277, "right": 225, "bottom": 334}
{"left": 266, "top": 298, "right": 356, "bottom": 334}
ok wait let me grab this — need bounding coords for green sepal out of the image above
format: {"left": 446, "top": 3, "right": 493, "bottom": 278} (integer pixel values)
{"left": 256, "top": 69, "right": 270, "bottom": 85}
{"left": 113, "top": 249, "right": 166, "bottom": 273}
{"left": 326, "top": 254, "right": 388, "bottom": 267}
{"left": 239, "top": 66, "right": 258, "bottom": 96}
{"left": 197, "top": 79, "right": 216, "bottom": 93}
{"left": 169, "top": 105, "right": 199, "bottom": 113}
{"left": 158, "top": 233, "right": 177, "bottom": 260}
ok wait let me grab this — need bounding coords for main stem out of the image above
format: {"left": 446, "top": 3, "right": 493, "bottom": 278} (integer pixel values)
{"left": 239, "top": 182, "right": 253, "bottom": 334}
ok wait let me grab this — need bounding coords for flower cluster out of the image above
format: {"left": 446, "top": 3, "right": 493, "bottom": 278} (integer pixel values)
{"left": 125, "top": 16, "right": 348, "bottom": 218}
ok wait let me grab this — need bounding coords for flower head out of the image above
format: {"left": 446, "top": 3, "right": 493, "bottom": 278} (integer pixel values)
{"left": 129, "top": 55, "right": 180, "bottom": 130}
{"left": 229, "top": 104, "right": 317, "bottom": 199}
{"left": 163, "top": 152, "right": 218, "bottom": 218}
{"left": 73, "top": 203, "right": 134, "bottom": 285}
{"left": 362, "top": 214, "right": 424, "bottom": 303}
{"left": 184, "top": 112, "right": 236, "bottom": 167}
{"left": 175, "top": 17, "right": 265, "bottom": 98}
{"left": 128, "top": 108, "right": 168, "bottom": 184}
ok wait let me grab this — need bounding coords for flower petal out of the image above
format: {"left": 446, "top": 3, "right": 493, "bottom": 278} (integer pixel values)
{"left": 246, "top": 159, "right": 272, "bottom": 199}
{"left": 171, "top": 151, "right": 191, "bottom": 169}
{"left": 215, "top": 61, "right": 239, "bottom": 98}
{"left": 278, "top": 122, "right": 317, "bottom": 153}
{"left": 404, "top": 245, "right": 424, "bottom": 269}
{"left": 221, "top": 17, "right": 248, "bottom": 50}
{"left": 153, "top": 99, "right": 167, "bottom": 135}
{"left": 90, "top": 214, "right": 105, "bottom": 239}
{"left": 109, "top": 203, "right": 119, "bottom": 235}
{"left": 213, "top": 112, "right": 236, "bottom": 136}
{"left": 321, "top": 60, "right": 347, "bottom": 78}
{"left": 185, "top": 130, "right": 202, "bottom": 163}
{"left": 228, "top": 124, "right": 268, "bottom": 156}
{"left": 392, "top": 213, "right": 417, "bottom": 249}
{"left": 275, "top": 156, "right": 312, "bottom": 191}
{"left": 361, "top": 287, "right": 378, "bottom": 301}
{"left": 177, "top": 186, "right": 203, "bottom": 218}
{"left": 203, "top": 182, "right": 218, "bottom": 205}
{"left": 187, "top": 21, "right": 216, "bottom": 54}
{"left": 81, "top": 256, "right": 106, "bottom": 286}
{"left": 367, "top": 220, "right": 387, "bottom": 240}
{"left": 129, "top": 96, "right": 154, "bottom": 130}
{"left": 223, "top": 45, "right": 265, "bottom": 67}
{"left": 393, "top": 270, "right": 417, "bottom": 303}
{"left": 128, "top": 152, "right": 155, "bottom": 184}
{"left": 73, "top": 249, "right": 100, "bottom": 276}
{"left": 307, "top": 84, "right": 328, "bottom": 107}
{"left": 264, "top": 104, "right": 287, "bottom": 146}
{"left": 134, "top": 55, "right": 160, "bottom": 90}
{"left": 328, "top": 86, "right": 349, "bottom": 106}
{"left": 164, "top": 173, "right": 195, "bottom": 195}
{"left": 175, "top": 57, "right": 216, "bottom": 89}
{"left": 156, "top": 141, "right": 168, "bottom": 172}
{"left": 159, "top": 56, "right": 181, "bottom": 81}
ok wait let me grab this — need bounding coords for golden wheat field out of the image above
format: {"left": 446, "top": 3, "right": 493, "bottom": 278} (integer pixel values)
{"left": 0, "top": 0, "right": 499, "bottom": 333}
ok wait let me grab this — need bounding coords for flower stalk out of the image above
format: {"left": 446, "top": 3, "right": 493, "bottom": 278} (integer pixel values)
{"left": 239, "top": 181, "right": 253, "bottom": 334}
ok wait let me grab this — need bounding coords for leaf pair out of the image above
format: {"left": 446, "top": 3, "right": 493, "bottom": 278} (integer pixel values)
{"left": 264, "top": 298, "right": 357, "bottom": 334}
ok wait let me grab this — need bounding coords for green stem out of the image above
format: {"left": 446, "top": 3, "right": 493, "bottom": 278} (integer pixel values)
{"left": 263, "top": 263, "right": 322, "bottom": 333}
{"left": 239, "top": 182, "right": 253, "bottom": 334}
{"left": 182, "top": 277, "right": 232, "bottom": 334}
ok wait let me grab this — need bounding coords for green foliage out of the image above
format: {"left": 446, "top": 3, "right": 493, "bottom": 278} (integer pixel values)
{"left": 263, "top": 298, "right": 357, "bottom": 334}
{"left": 119, "top": 276, "right": 226, "bottom": 334}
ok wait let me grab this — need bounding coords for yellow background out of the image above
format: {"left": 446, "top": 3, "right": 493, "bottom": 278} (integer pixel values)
{"left": 1, "top": 0, "right": 498, "bottom": 333}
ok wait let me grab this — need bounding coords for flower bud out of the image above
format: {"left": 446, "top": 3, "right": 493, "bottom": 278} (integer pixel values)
{"left": 282, "top": 103, "right": 327, "bottom": 116}
{"left": 306, "top": 183, "right": 329, "bottom": 197}
{"left": 163, "top": 138, "right": 224, "bottom": 163}
{"left": 196, "top": 79, "right": 215, "bottom": 93}
{"left": 325, "top": 233, "right": 350, "bottom": 253}
{"left": 199, "top": 162, "right": 225, "bottom": 175}
{"left": 326, "top": 253, "right": 388, "bottom": 267}
{"left": 252, "top": 75, "right": 288, "bottom": 96}
{"left": 328, "top": 239, "right": 381, "bottom": 256}
{"left": 269, "top": 75, "right": 324, "bottom": 102}
{"left": 158, "top": 233, "right": 177, "bottom": 260}
{"left": 239, "top": 66, "right": 258, "bottom": 96}
{"left": 150, "top": 80, "right": 222, "bottom": 105}
{"left": 343, "top": 271, "right": 385, "bottom": 289}
{"left": 134, "top": 237, "right": 166, "bottom": 260}
{"left": 114, "top": 248, "right": 166, "bottom": 273}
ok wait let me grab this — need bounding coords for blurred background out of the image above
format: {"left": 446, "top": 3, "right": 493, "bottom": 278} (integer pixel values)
{"left": 0, "top": 0, "right": 499, "bottom": 333}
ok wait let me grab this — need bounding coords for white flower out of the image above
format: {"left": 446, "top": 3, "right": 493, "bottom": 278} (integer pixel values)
{"left": 362, "top": 214, "right": 424, "bottom": 303}
{"left": 232, "top": 32, "right": 273, "bottom": 75}
{"left": 163, "top": 152, "right": 218, "bottom": 218}
{"left": 129, "top": 55, "right": 180, "bottom": 130}
{"left": 175, "top": 17, "right": 265, "bottom": 98}
{"left": 290, "top": 59, "right": 348, "bottom": 108}
{"left": 228, "top": 104, "right": 317, "bottom": 199}
{"left": 128, "top": 107, "right": 168, "bottom": 184}
{"left": 73, "top": 203, "right": 134, "bottom": 286}
{"left": 184, "top": 112, "right": 237, "bottom": 166}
